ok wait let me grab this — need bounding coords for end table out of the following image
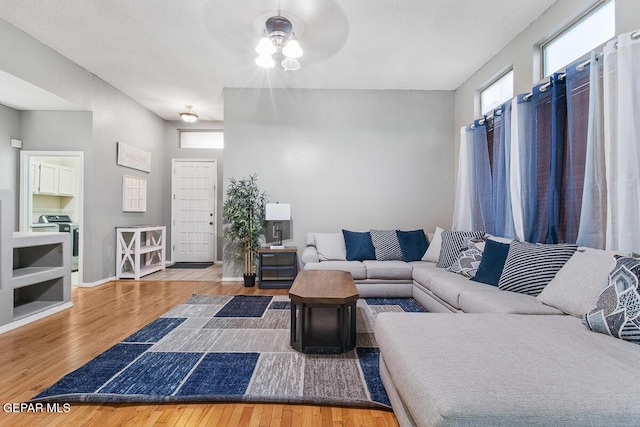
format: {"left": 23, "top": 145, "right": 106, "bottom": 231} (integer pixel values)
{"left": 258, "top": 246, "right": 299, "bottom": 289}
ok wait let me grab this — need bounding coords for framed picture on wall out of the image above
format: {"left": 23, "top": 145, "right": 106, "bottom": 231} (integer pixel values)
{"left": 122, "top": 175, "right": 147, "bottom": 212}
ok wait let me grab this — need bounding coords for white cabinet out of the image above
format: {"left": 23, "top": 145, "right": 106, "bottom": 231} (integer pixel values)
{"left": 58, "top": 166, "right": 76, "bottom": 196}
{"left": 116, "top": 225, "right": 166, "bottom": 280}
{"left": 32, "top": 162, "right": 76, "bottom": 196}
{"left": 37, "top": 162, "right": 59, "bottom": 195}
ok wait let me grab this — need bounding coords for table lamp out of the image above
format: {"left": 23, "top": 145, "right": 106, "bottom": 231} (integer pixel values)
{"left": 265, "top": 203, "right": 291, "bottom": 249}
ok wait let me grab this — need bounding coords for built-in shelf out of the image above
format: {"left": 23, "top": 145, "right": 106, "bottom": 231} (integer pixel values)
{"left": 0, "top": 191, "right": 72, "bottom": 334}
{"left": 12, "top": 266, "right": 67, "bottom": 289}
{"left": 116, "top": 225, "right": 166, "bottom": 280}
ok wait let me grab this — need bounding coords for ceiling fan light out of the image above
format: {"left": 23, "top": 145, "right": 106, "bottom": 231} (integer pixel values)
{"left": 282, "top": 38, "right": 303, "bottom": 58}
{"left": 255, "top": 53, "right": 275, "bottom": 69}
{"left": 255, "top": 35, "right": 276, "bottom": 55}
{"left": 179, "top": 105, "right": 198, "bottom": 122}
{"left": 281, "top": 57, "right": 300, "bottom": 71}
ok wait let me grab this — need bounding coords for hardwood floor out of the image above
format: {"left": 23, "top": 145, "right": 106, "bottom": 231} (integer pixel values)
{"left": 0, "top": 271, "right": 398, "bottom": 426}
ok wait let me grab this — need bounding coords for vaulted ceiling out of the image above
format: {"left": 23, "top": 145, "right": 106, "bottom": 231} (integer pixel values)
{"left": 0, "top": 0, "right": 559, "bottom": 121}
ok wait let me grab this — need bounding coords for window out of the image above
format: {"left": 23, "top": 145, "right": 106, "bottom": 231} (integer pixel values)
{"left": 480, "top": 70, "right": 513, "bottom": 115}
{"left": 542, "top": 0, "right": 615, "bottom": 76}
{"left": 179, "top": 131, "right": 224, "bottom": 149}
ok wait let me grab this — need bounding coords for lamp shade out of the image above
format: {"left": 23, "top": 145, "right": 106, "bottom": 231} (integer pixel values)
{"left": 265, "top": 203, "right": 290, "bottom": 221}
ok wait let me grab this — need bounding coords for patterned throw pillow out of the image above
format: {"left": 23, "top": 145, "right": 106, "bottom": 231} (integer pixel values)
{"left": 447, "top": 238, "right": 485, "bottom": 278}
{"left": 370, "top": 229, "right": 403, "bottom": 261}
{"left": 583, "top": 256, "right": 640, "bottom": 344}
{"left": 498, "top": 241, "right": 577, "bottom": 296}
{"left": 436, "top": 230, "right": 485, "bottom": 268}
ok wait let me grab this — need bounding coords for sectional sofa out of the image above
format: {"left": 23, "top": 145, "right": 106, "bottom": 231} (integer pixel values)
{"left": 301, "top": 229, "right": 640, "bottom": 426}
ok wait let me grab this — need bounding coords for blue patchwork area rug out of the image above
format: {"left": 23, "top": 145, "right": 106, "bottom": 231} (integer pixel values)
{"left": 32, "top": 295, "right": 426, "bottom": 409}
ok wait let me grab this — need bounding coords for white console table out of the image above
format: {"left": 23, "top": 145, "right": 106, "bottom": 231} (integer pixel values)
{"left": 116, "top": 225, "right": 166, "bottom": 280}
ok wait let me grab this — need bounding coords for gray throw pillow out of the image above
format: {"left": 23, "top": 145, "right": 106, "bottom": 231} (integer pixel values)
{"left": 498, "top": 241, "right": 577, "bottom": 296}
{"left": 447, "top": 238, "right": 485, "bottom": 278}
{"left": 583, "top": 256, "right": 640, "bottom": 345}
{"left": 436, "top": 230, "right": 485, "bottom": 268}
{"left": 370, "top": 229, "right": 403, "bottom": 261}
{"left": 536, "top": 248, "right": 615, "bottom": 317}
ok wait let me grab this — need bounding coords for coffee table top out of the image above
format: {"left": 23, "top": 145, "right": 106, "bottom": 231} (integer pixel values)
{"left": 289, "top": 270, "right": 359, "bottom": 304}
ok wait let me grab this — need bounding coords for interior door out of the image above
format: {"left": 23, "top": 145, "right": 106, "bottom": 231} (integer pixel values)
{"left": 171, "top": 159, "right": 217, "bottom": 262}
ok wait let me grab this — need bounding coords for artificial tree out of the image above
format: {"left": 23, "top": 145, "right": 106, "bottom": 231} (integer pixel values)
{"left": 223, "top": 174, "right": 267, "bottom": 286}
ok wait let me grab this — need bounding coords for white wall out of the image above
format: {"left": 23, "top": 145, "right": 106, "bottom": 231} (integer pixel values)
{"left": 0, "top": 18, "right": 167, "bottom": 284}
{"left": 223, "top": 88, "right": 455, "bottom": 278}
{"left": 454, "top": 0, "right": 640, "bottom": 146}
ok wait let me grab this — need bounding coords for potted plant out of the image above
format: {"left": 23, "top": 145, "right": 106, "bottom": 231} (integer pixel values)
{"left": 223, "top": 174, "right": 268, "bottom": 287}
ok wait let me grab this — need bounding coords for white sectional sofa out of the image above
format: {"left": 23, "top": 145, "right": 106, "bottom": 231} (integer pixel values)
{"left": 302, "top": 230, "right": 640, "bottom": 426}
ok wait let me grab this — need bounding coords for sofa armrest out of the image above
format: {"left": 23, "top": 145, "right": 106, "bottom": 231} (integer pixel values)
{"left": 301, "top": 246, "right": 320, "bottom": 265}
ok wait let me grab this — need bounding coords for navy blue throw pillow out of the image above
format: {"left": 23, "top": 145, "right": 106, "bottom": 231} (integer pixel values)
{"left": 342, "top": 230, "right": 376, "bottom": 261}
{"left": 396, "top": 230, "right": 429, "bottom": 262}
{"left": 471, "top": 239, "right": 510, "bottom": 286}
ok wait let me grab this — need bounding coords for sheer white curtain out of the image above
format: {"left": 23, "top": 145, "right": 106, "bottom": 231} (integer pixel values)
{"left": 576, "top": 51, "right": 607, "bottom": 249}
{"left": 509, "top": 96, "right": 533, "bottom": 241}
{"left": 604, "top": 31, "right": 640, "bottom": 253}
{"left": 452, "top": 126, "right": 474, "bottom": 230}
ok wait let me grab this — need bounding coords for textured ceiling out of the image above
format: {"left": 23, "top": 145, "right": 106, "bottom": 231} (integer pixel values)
{"left": 0, "top": 0, "right": 559, "bottom": 121}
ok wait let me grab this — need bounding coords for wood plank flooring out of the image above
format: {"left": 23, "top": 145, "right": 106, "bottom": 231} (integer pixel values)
{"left": 0, "top": 269, "right": 398, "bottom": 426}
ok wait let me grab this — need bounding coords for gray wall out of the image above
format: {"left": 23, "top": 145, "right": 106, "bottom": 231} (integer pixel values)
{"left": 163, "top": 120, "right": 224, "bottom": 261}
{"left": 454, "top": 0, "right": 640, "bottom": 149}
{"left": 223, "top": 88, "right": 455, "bottom": 278}
{"left": 0, "top": 18, "right": 167, "bottom": 284}
{"left": 0, "top": 104, "right": 20, "bottom": 228}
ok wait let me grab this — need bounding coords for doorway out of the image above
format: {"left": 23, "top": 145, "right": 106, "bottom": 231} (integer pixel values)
{"left": 19, "top": 151, "right": 84, "bottom": 286}
{"left": 171, "top": 159, "right": 217, "bottom": 263}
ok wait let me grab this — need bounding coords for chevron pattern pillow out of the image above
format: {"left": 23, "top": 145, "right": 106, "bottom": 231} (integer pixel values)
{"left": 436, "top": 230, "right": 485, "bottom": 268}
{"left": 447, "top": 238, "right": 485, "bottom": 278}
{"left": 583, "top": 256, "right": 640, "bottom": 344}
{"left": 370, "top": 229, "right": 403, "bottom": 261}
{"left": 498, "top": 241, "right": 577, "bottom": 296}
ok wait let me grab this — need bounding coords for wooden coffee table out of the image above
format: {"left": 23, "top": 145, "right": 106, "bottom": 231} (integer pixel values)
{"left": 289, "top": 270, "right": 359, "bottom": 354}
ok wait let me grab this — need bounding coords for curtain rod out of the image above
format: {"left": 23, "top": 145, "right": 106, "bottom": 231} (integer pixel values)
{"left": 468, "top": 27, "right": 639, "bottom": 126}
{"left": 522, "top": 53, "right": 601, "bottom": 101}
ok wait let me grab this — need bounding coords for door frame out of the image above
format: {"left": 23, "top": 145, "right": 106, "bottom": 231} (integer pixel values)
{"left": 171, "top": 158, "right": 218, "bottom": 263}
{"left": 19, "top": 150, "right": 85, "bottom": 286}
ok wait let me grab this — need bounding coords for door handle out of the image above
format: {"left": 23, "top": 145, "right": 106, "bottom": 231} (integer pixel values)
{"left": 209, "top": 222, "right": 213, "bottom": 225}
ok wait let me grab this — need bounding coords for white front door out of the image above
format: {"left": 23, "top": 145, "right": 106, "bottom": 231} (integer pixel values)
{"left": 171, "top": 159, "right": 217, "bottom": 262}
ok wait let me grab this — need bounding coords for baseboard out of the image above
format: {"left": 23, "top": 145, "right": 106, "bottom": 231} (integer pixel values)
{"left": 221, "top": 276, "right": 243, "bottom": 282}
{"left": 0, "top": 302, "right": 74, "bottom": 335}
{"left": 80, "top": 276, "right": 116, "bottom": 287}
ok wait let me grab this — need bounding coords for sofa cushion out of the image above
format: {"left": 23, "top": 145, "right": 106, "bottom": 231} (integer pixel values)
{"left": 537, "top": 248, "right": 615, "bottom": 317}
{"left": 370, "top": 229, "right": 403, "bottom": 261}
{"left": 436, "top": 230, "right": 485, "bottom": 268}
{"left": 447, "top": 238, "right": 484, "bottom": 278}
{"left": 313, "top": 233, "right": 346, "bottom": 261}
{"left": 459, "top": 287, "right": 564, "bottom": 314}
{"left": 498, "top": 241, "right": 577, "bottom": 296}
{"left": 422, "top": 227, "right": 443, "bottom": 262}
{"left": 362, "top": 260, "right": 413, "bottom": 280}
{"left": 583, "top": 256, "right": 640, "bottom": 344}
{"left": 375, "top": 313, "right": 640, "bottom": 426}
{"left": 412, "top": 262, "right": 450, "bottom": 290}
{"left": 428, "top": 274, "right": 481, "bottom": 309}
{"left": 342, "top": 229, "right": 376, "bottom": 261}
{"left": 470, "top": 239, "right": 511, "bottom": 286}
{"left": 396, "top": 229, "right": 428, "bottom": 262}
{"left": 303, "top": 261, "right": 367, "bottom": 280}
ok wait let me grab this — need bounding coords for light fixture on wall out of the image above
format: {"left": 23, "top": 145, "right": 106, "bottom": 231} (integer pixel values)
{"left": 255, "top": 16, "right": 303, "bottom": 71}
{"left": 179, "top": 105, "right": 198, "bottom": 123}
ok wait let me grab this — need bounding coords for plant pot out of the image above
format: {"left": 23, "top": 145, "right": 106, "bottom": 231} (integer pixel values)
{"left": 243, "top": 274, "right": 256, "bottom": 287}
